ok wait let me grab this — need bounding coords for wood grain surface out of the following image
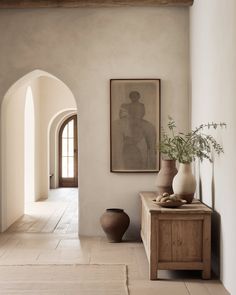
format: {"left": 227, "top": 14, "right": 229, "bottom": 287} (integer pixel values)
{"left": 0, "top": 0, "right": 194, "bottom": 9}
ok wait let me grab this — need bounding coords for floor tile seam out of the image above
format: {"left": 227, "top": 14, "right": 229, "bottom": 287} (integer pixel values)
{"left": 184, "top": 281, "right": 192, "bottom": 295}
{"left": 51, "top": 204, "right": 71, "bottom": 234}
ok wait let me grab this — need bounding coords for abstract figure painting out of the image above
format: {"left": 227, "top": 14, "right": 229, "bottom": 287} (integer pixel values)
{"left": 110, "top": 79, "right": 161, "bottom": 172}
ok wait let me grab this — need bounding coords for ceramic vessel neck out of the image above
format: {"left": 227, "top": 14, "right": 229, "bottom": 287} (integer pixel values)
{"left": 106, "top": 208, "right": 124, "bottom": 213}
{"left": 161, "top": 159, "right": 176, "bottom": 168}
{"left": 178, "top": 163, "right": 192, "bottom": 173}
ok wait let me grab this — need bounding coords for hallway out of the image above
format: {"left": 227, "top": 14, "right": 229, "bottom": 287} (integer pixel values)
{"left": 7, "top": 188, "right": 78, "bottom": 234}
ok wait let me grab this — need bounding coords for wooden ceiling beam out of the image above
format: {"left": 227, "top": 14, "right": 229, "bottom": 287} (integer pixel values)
{"left": 0, "top": 0, "right": 194, "bottom": 9}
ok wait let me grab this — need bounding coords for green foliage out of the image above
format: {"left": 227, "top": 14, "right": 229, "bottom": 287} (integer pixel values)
{"left": 159, "top": 117, "right": 226, "bottom": 163}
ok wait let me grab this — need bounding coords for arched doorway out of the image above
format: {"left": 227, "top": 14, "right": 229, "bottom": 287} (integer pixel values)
{"left": 49, "top": 110, "right": 77, "bottom": 189}
{"left": 1, "top": 70, "right": 78, "bottom": 232}
{"left": 59, "top": 115, "right": 78, "bottom": 187}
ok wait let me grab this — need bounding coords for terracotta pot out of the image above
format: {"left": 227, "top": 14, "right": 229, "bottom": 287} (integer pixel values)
{"left": 100, "top": 209, "right": 130, "bottom": 243}
{"left": 156, "top": 159, "right": 178, "bottom": 195}
{"left": 172, "top": 163, "right": 196, "bottom": 203}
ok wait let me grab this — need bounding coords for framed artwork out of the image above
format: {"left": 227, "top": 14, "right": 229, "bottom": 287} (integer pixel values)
{"left": 110, "top": 79, "right": 161, "bottom": 172}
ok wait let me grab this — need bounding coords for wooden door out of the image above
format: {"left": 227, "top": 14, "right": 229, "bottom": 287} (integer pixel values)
{"left": 59, "top": 115, "right": 78, "bottom": 187}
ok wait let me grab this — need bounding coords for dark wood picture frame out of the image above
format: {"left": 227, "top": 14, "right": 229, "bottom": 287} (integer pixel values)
{"left": 110, "top": 79, "right": 161, "bottom": 173}
{"left": 59, "top": 114, "right": 78, "bottom": 187}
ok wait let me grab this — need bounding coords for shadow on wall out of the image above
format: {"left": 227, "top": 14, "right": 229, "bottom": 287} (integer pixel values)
{"left": 198, "top": 159, "right": 221, "bottom": 278}
{"left": 211, "top": 160, "right": 221, "bottom": 278}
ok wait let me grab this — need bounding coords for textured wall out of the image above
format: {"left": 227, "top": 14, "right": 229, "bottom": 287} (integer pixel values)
{"left": 0, "top": 7, "right": 189, "bottom": 238}
{"left": 190, "top": 1, "right": 236, "bottom": 293}
{"left": 38, "top": 76, "right": 76, "bottom": 198}
{"left": 1, "top": 84, "right": 26, "bottom": 229}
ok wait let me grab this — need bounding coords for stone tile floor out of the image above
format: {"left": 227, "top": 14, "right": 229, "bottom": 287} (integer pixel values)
{"left": 1, "top": 188, "right": 230, "bottom": 294}
{"left": 0, "top": 233, "right": 230, "bottom": 295}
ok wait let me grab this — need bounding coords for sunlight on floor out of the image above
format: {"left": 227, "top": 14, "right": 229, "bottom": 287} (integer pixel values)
{"left": 8, "top": 188, "right": 78, "bottom": 234}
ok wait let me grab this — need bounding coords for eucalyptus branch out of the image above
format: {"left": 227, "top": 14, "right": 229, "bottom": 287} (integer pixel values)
{"left": 159, "top": 117, "right": 226, "bottom": 163}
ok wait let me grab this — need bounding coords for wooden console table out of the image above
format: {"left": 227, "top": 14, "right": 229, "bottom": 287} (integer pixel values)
{"left": 140, "top": 192, "right": 212, "bottom": 280}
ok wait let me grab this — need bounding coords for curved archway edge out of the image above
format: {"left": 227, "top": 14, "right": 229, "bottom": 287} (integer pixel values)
{"left": 0, "top": 69, "right": 78, "bottom": 232}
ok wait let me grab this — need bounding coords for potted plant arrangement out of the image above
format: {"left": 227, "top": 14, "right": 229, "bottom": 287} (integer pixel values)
{"left": 157, "top": 117, "right": 226, "bottom": 203}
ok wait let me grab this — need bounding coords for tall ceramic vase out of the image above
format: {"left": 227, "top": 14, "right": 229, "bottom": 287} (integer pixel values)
{"left": 172, "top": 163, "right": 196, "bottom": 203}
{"left": 156, "top": 159, "right": 178, "bottom": 195}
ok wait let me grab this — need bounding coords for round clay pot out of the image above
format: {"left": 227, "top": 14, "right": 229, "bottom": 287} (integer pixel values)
{"left": 156, "top": 159, "right": 178, "bottom": 195}
{"left": 100, "top": 209, "right": 130, "bottom": 243}
{"left": 172, "top": 163, "right": 196, "bottom": 203}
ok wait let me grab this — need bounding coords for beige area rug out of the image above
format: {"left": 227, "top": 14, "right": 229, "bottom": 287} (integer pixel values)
{"left": 0, "top": 264, "right": 129, "bottom": 294}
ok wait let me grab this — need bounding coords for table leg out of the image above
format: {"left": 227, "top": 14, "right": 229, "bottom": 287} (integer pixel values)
{"left": 202, "top": 266, "right": 211, "bottom": 279}
{"left": 202, "top": 215, "right": 211, "bottom": 279}
{"left": 149, "top": 215, "right": 158, "bottom": 280}
{"left": 149, "top": 263, "right": 158, "bottom": 280}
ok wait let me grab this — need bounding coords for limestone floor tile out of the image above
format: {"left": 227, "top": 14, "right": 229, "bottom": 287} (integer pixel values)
{"left": 16, "top": 238, "right": 60, "bottom": 250}
{"left": 91, "top": 241, "right": 148, "bottom": 281}
{"left": 204, "top": 281, "right": 231, "bottom": 295}
{"left": 129, "top": 280, "right": 190, "bottom": 295}
{"left": 127, "top": 247, "right": 150, "bottom": 280}
{"left": 127, "top": 263, "right": 149, "bottom": 281}
{"left": 0, "top": 249, "right": 40, "bottom": 265}
{"left": 0, "top": 234, "right": 230, "bottom": 295}
{"left": 56, "top": 239, "right": 82, "bottom": 250}
{"left": 0, "top": 234, "right": 10, "bottom": 245}
{"left": 0, "top": 238, "right": 20, "bottom": 257}
{"left": 37, "top": 249, "right": 90, "bottom": 264}
{"left": 99, "top": 238, "right": 143, "bottom": 250}
{"left": 185, "top": 280, "right": 210, "bottom": 295}
{"left": 57, "top": 236, "right": 101, "bottom": 251}
{"left": 90, "top": 246, "right": 135, "bottom": 265}
{"left": 80, "top": 236, "right": 103, "bottom": 250}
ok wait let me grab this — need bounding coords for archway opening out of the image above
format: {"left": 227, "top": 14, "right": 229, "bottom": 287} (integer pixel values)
{"left": 1, "top": 70, "right": 79, "bottom": 233}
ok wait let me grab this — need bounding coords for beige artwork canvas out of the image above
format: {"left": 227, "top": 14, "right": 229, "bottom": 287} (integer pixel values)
{"left": 110, "top": 79, "right": 160, "bottom": 172}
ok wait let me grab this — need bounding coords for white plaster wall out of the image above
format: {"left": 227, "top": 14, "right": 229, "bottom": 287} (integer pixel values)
{"left": 31, "top": 79, "right": 41, "bottom": 201}
{"left": 0, "top": 7, "right": 190, "bottom": 238}
{"left": 2, "top": 86, "right": 26, "bottom": 228}
{"left": 1, "top": 78, "right": 41, "bottom": 229}
{"left": 190, "top": 1, "right": 236, "bottom": 293}
{"left": 37, "top": 76, "right": 76, "bottom": 198}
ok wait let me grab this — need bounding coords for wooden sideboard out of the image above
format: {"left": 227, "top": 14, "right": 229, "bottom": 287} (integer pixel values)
{"left": 140, "top": 192, "right": 212, "bottom": 280}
